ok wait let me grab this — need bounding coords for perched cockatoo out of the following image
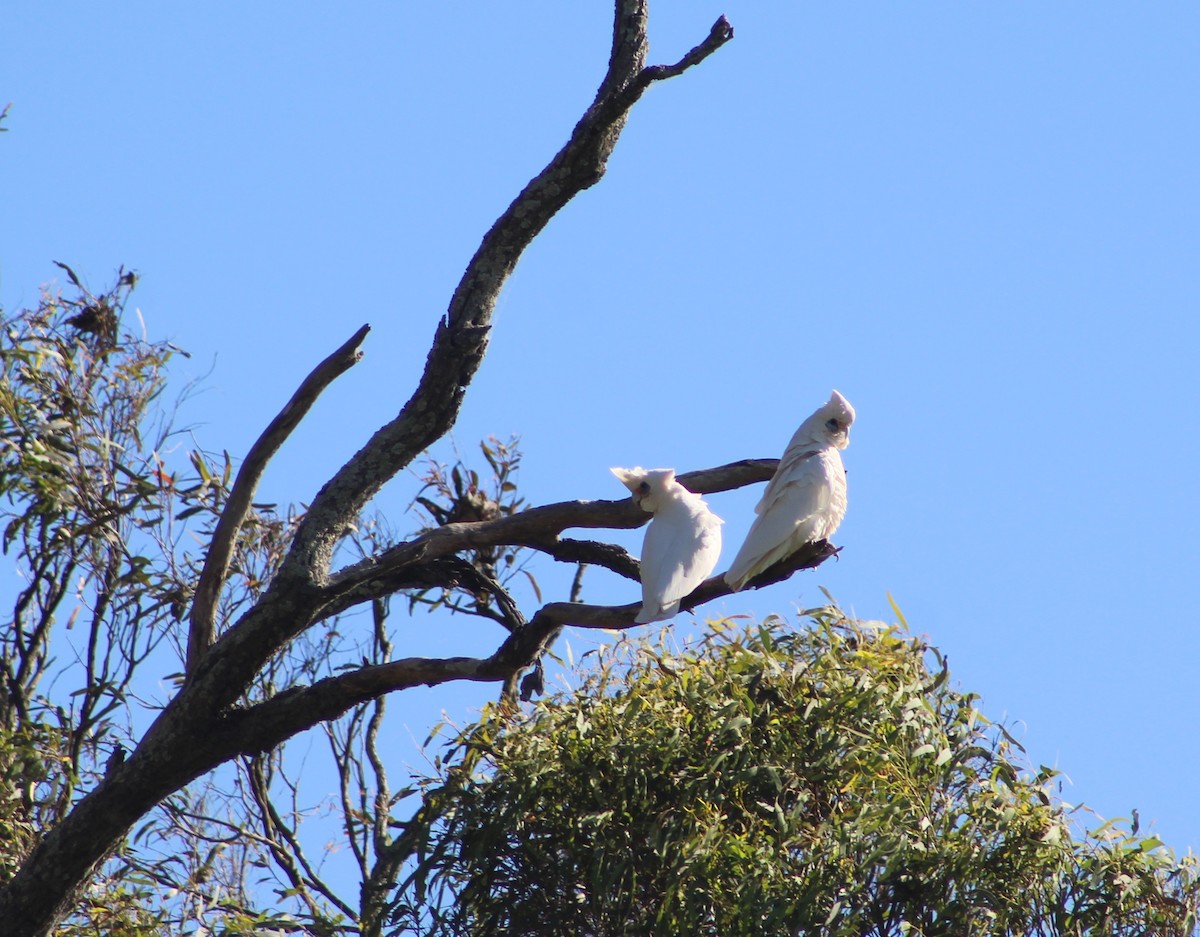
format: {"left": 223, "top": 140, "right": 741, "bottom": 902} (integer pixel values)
{"left": 611, "top": 467, "right": 724, "bottom": 624}
{"left": 724, "top": 390, "right": 855, "bottom": 592}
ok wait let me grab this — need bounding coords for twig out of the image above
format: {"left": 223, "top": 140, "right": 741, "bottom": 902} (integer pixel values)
{"left": 569, "top": 562, "right": 588, "bottom": 604}
{"left": 246, "top": 755, "right": 357, "bottom": 922}
{"left": 643, "top": 16, "right": 734, "bottom": 82}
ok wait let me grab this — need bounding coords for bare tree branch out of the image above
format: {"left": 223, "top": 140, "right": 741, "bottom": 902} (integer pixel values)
{"left": 359, "top": 599, "right": 397, "bottom": 937}
{"left": 641, "top": 15, "right": 734, "bottom": 83}
{"left": 569, "top": 562, "right": 588, "bottom": 604}
{"left": 217, "top": 657, "right": 502, "bottom": 759}
{"left": 186, "top": 324, "right": 370, "bottom": 676}
{"left": 529, "top": 538, "right": 640, "bottom": 580}
{"left": 246, "top": 754, "right": 357, "bottom": 923}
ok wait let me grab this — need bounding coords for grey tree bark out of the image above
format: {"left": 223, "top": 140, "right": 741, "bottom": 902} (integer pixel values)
{"left": 0, "top": 5, "right": 841, "bottom": 934}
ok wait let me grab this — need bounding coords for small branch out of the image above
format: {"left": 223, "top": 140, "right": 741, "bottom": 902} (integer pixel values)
{"left": 365, "top": 599, "right": 393, "bottom": 855}
{"left": 186, "top": 324, "right": 370, "bottom": 676}
{"left": 523, "top": 538, "right": 640, "bottom": 580}
{"left": 677, "top": 458, "right": 778, "bottom": 494}
{"left": 464, "top": 566, "right": 528, "bottom": 634}
{"left": 246, "top": 755, "right": 357, "bottom": 923}
{"left": 319, "top": 555, "right": 528, "bottom": 630}
{"left": 325, "top": 718, "right": 370, "bottom": 880}
{"left": 569, "top": 562, "right": 588, "bottom": 604}
{"left": 596, "top": 15, "right": 735, "bottom": 124}
{"left": 642, "top": 16, "right": 734, "bottom": 82}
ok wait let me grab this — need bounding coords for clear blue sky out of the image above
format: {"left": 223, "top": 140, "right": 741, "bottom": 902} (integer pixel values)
{"left": 4, "top": 0, "right": 1198, "bottom": 876}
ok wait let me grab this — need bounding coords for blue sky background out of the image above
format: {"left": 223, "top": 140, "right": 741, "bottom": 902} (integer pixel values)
{"left": 4, "top": 0, "right": 1198, "bottom": 888}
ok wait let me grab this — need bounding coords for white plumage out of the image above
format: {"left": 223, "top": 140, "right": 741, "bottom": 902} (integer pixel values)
{"left": 724, "top": 390, "right": 855, "bottom": 592}
{"left": 611, "top": 467, "right": 724, "bottom": 623}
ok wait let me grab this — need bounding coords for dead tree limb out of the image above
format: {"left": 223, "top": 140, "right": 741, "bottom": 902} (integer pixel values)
{"left": 185, "top": 324, "right": 370, "bottom": 676}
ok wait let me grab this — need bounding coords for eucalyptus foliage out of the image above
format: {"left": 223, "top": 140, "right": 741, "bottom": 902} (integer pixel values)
{"left": 0, "top": 277, "right": 302, "bottom": 933}
{"left": 393, "top": 612, "right": 1198, "bottom": 936}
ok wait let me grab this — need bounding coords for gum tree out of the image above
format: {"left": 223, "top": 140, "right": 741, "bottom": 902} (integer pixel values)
{"left": 0, "top": 4, "right": 855, "bottom": 934}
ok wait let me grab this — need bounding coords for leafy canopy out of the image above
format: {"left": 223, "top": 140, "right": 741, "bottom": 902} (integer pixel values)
{"left": 394, "top": 610, "right": 1198, "bottom": 937}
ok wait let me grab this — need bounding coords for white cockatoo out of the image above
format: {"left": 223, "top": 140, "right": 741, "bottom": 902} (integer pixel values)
{"left": 611, "top": 467, "right": 724, "bottom": 623}
{"left": 724, "top": 390, "right": 855, "bottom": 592}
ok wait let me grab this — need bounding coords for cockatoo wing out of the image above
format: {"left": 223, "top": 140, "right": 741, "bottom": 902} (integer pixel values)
{"left": 754, "top": 444, "right": 822, "bottom": 515}
{"left": 725, "top": 450, "right": 840, "bottom": 591}
{"left": 636, "top": 505, "right": 723, "bottom": 624}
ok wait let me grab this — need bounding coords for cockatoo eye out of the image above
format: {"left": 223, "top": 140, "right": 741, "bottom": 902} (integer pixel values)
{"left": 825, "top": 418, "right": 841, "bottom": 432}
{"left": 638, "top": 481, "right": 651, "bottom": 494}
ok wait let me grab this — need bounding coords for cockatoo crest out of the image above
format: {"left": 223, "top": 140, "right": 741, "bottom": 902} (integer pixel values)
{"left": 724, "top": 390, "right": 854, "bottom": 592}
{"left": 611, "top": 466, "right": 677, "bottom": 514}
{"left": 793, "top": 389, "right": 855, "bottom": 451}
{"left": 610, "top": 467, "right": 723, "bottom": 623}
